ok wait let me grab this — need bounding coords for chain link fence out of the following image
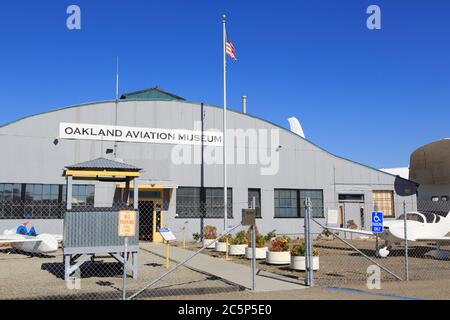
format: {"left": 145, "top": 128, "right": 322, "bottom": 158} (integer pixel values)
{"left": 307, "top": 199, "right": 450, "bottom": 287}
{"left": 0, "top": 200, "right": 245, "bottom": 300}
{"left": 0, "top": 198, "right": 449, "bottom": 299}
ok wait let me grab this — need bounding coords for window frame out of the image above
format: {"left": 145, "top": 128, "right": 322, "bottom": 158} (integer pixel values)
{"left": 0, "top": 183, "right": 95, "bottom": 220}
{"left": 300, "top": 189, "right": 325, "bottom": 218}
{"left": 373, "top": 190, "right": 395, "bottom": 218}
{"left": 176, "top": 186, "right": 233, "bottom": 219}
{"left": 274, "top": 189, "right": 300, "bottom": 218}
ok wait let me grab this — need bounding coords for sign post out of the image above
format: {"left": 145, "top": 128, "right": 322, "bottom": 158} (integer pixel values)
{"left": 118, "top": 210, "right": 137, "bottom": 300}
{"left": 242, "top": 207, "right": 257, "bottom": 291}
{"left": 371, "top": 211, "right": 384, "bottom": 233}
{"left": 158, "top": 227, "right": 176, "bottom": 270}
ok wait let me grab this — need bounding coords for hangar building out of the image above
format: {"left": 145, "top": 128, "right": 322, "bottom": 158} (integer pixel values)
{"left": 0, "top": 87, "right": 417, "bottom": 241}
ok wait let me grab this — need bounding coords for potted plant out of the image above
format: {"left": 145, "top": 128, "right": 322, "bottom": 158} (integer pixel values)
{"left": 202, "top": 226, "right": 217, "bottom": 249}
{"left": 290, "top": 243, "right": 320, "bottom": 271}
{"left": 228, "top": 231, "right": 248, "bottom": 256}
{"left": 192, "top": 232, "right": 201, "bottom": 242}
{"left": 264, "top": 229, "right": 277, "bottom": 242}
{"left": 245, "top": 227, "right": 268, "bottom": 259}
{"left": 216, "top": 234, "right": 232, "bottom": 252}
{"left": 266, "top": 236, "right": 291, "bottom": 265}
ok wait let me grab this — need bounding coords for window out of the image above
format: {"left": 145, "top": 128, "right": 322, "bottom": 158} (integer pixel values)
{"left": 420, "top": 212, "right": 436, "bottom": 223}
{"left": 300, "top": 190, "right": 324, "bottom": 218}
{"left": 274, "top": 189, "right": 324, "bottom": 218}
{"left": 0, "top": 184, "right": 22, "bottom": 219}
{"left": 24, "top": 184, "right": 62, "bottom": 219}
{"left": 338, "top": 194, "right": 364, "bottom": 202}
{"left": 274, "top": 189, "right": 298, "bottom": 218}
{"left": 0, "top": 184, "right": 21, "bottom": 201}
{"left": 62, "top": 185, "right": 95, "bottom": 205}
{"left": 176, "top": 187, "right": 232, "bottom": 218}
{"left": 0, "top": 183, "right": 95, "bottom": 219}
{"left": 248, "top": 189, "right": 261, "bottom": 218}
{"left": 373, "top": 190, "right": 395, "bottom": 217}
{"left": 398, "top": 213, "right": 424, "bottom": 223}
{"left": 25, "top": 184, "right": 59, "bottom": 202}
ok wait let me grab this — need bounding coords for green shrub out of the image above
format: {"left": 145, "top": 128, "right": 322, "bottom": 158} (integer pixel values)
{"left": 192, "top": 232, "right": 201, "bottom": 242}
{"left": 290, "top": 243, "right": 306, "bottom": 256}
{"left": 256, "top": 235, "right": 266, "bottom": 248}
{"left": 264, "top": 229, "right": 277, "bottom": 242}
{"left": 291, "top": 243, "right": 320, "bottom": 256}
{"left": 231, "top": 231, "right": 248, "bottom": 245}
{"left": 218, "top": 234, "right": 233, "bottom": 243}
{"left": 275, "top": 235, "right": 291, "bottom": 243}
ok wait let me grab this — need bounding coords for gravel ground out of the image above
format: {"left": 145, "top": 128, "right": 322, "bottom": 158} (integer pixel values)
{"left": 176, "top": 238, "right": 450, "bottom": 287}
{"left": 0, "top": 245, "right": 241, "bottom": 300}
{"left": 1, "top": 238, "right": 449, "bottom": 300}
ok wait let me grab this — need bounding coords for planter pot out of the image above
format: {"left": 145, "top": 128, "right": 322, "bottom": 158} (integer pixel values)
{"left": 245, "top": 247, "right": 268, "bottom": 259}
{"left": 228, "top": 244, "right": 248, "bottom": 256}
{"left": 215, "top": 242, "right": 228, "bottom": 252}
{"left": 266, "top": 251, "right": 291, "bottom": 265}
{"left": 290, "top": 256, "right": 320, "bottom": 271}
{"left": 203, "top": 239, "right": 216, "bottom": 249}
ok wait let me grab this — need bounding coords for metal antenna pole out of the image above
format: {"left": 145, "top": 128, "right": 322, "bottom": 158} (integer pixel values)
{"left": 114, "top": 57, "right": 119, "bottom": 159}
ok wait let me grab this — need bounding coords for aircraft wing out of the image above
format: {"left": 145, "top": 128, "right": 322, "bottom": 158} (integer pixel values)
{"left": 325, "top": 226, "right": 374, "bottom": 236}
{"left": 416, "top": 237, "right": 450, "bottom": 245}
{"left": 51, "top": 235, "right": 63, "bottom": 243}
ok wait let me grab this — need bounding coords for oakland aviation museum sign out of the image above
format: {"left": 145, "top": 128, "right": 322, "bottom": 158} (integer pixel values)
{"left": 59, "top": 123, "right": 223, "bottom": 147}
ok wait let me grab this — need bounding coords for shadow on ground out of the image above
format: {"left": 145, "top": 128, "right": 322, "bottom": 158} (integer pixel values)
{"left": 41, "top": 261, "right": 124, "bottom": 279}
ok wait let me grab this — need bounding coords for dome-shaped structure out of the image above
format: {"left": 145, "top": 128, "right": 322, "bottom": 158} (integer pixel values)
{"left": 409, "top": 139, "right": 450, "bottom": 184}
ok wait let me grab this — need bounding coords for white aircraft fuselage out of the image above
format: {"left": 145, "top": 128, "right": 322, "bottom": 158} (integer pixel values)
{"left": 381, "top": 212, "right": 450, "bottom": 245}
{"left": 1, "top": 231, "right": 60, "bottom": 254}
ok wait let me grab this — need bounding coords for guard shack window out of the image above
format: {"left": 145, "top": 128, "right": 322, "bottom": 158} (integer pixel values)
{"left": 373, "top": 190, "right": 395, "bottom": 217}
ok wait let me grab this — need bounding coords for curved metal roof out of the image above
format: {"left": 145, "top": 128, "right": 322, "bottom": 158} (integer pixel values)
{"left": 0, "top": 96, "right": 404, "bottom": 181}
{"left": 409, "top": 139, "right": 450, "bottom": 184}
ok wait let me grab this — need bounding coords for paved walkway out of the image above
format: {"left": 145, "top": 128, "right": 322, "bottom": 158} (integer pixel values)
{"left": 141, "top": 243, "right": 307, "bottom": 292}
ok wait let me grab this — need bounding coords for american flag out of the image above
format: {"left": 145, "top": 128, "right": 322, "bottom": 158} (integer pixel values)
{"left": 226, "top": 35, "right": 237, "bottom": 61}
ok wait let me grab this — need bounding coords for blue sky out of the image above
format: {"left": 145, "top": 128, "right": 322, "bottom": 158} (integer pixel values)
{"left": 0, "top": 0, "right": 449, "bottom": 169}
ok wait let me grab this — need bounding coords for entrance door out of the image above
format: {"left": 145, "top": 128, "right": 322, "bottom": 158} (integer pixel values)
{"left": 129, "top": 188, "right": 165, "bottom": 243}
{"left": 339, "top": 202, "right": 366, "bottom": 239}
{"left": 342, "top": 202, "right": 363, "bottom": 229}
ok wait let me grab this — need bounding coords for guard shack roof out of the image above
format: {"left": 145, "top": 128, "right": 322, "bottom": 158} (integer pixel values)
{"left": 63, "top": 157, "right": 142, "bottom": 180}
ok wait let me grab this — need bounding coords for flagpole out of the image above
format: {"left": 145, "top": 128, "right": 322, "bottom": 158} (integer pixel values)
{"left": 114, "top": 56, "right": 119, "bottom": 159}
{"left": 222, "top": 15, "right": 228, "bottom": 231}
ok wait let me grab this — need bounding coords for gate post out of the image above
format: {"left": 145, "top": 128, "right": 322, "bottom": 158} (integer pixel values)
{"left": 304, "top": 197, "right": 313, "bottom": 287}
{"left": 403, "top": 201, "right": 409, "bottom": 281}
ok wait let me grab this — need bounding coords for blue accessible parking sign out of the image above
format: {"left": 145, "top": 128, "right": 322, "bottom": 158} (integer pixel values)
{"left": 372, "top": 212, "right": 384, "bottom": 233}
